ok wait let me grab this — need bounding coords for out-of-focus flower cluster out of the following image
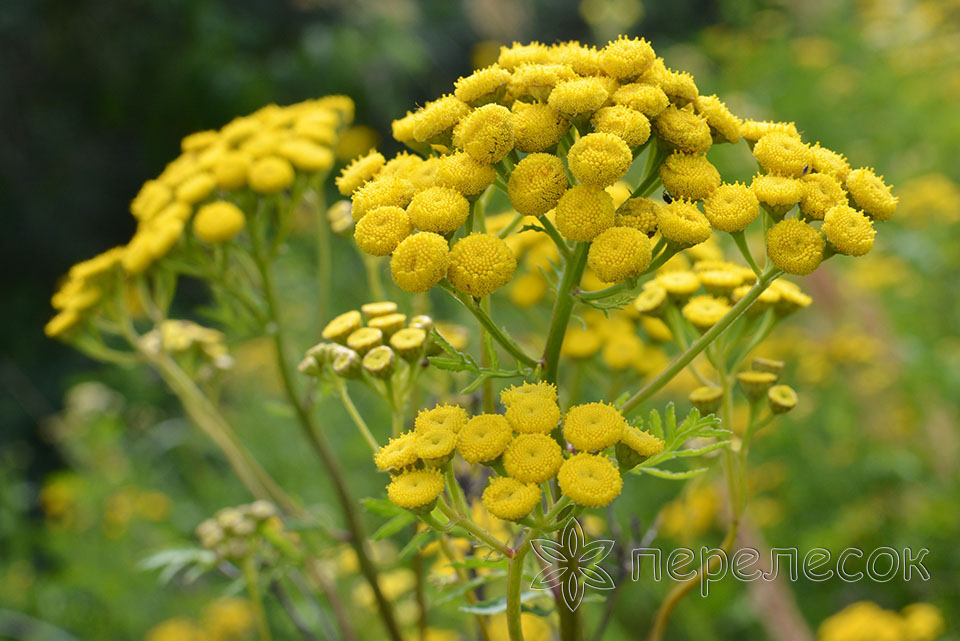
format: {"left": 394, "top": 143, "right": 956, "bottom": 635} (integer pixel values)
{"left": 818, "top": 600, "right": 944, "bottom": 641}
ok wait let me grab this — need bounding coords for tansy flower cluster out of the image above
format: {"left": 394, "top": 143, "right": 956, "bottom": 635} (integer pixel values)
{"left": 45, "top": 96, "right": 354, "bottom": 340}
{"left": 195, "top": 500, "right": 286, "bottom": 561}
{"left": 374, "top": 381, "right": 664, "bottom": 520}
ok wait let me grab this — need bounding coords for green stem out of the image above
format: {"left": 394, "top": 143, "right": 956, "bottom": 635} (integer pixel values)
{"left": 539, "top": 216, "right": 573, "bottom": 262}
{"left": 242, "top": 556, "right": 273, "bottom": 641}
{"left": 444, "top": 462, "right": 469, "bottom": 516}
{"left": 576, "top": 245, "right": 677, "bottom": 301}
{"left": 620, "top": 266, "right": 781, "bottom": 415}
{"left": 336, "top": 382, "right": 380, "bottom": 452}
{"left": 541, "top": 242, "right": 590, "bottom": 384}
{"left": 498, "top": 212, "right": 525, "bottom": 239}
{"left": 731, "top": 230, "right": 761, "bottom": 278}
{"left": 541, "top": 495, "right": 572, "bottom": 527}
{"left": 507, "top": 539, "right": 531, "bottom": 641}
{"left": 436, "top": 500, "right": 513, "bottom": 558}
{"left": 439, "top": 281, "right": 537, "bottom": 367}
{"left": 312, "top": 187, "right": 332, "bottom": 329}
{"left": 727, "top": 309, "right": 778, "bottom": 371}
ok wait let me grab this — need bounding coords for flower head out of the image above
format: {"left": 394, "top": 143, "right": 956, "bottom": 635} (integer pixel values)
{"left": 390, "top": 232, "right": 450, "bottom": 293}
{"left": 740, "top": 120, "right": 798, "bottom": 143}
{"left": 703, "top": 182, "right": 759, "bottom": 232}
{"left": 657, "top": 270, "right": 701, "bottom": 297}
{"left": 322, "top": 310, "right": 362, "bottom": 343}
{"left": 659, "top": 152, "right": 721, "bottom": 201}
{"left": 447, "top": 233, "right": 517, "bottom": 297}
{"left": 555, "top": 185, "right": 616, "bottom": 241}
{"left": 598, "top": 35, "right": 656, "bottom": 79}
{"left": 481, "top": 477, "right": 541, "bottom": 521}
{"left": 616, "top": 197, "right": 660, "bottom": 235}
{"left": 350, "top": 176, "right": 416, "bottom": 222}
{"left": 845, "top": 168, "right": 897, "bottom": 221}
{"left": 501, "top": 381, "right": 559, "bottom": 406}
{"left": 657, "top": 199, "right": 712, "bottom": 247}
{"left": 751, "top": 174, "right": 803, "bottom": 209}
{"left": 612, "top": 83, "right": 669, "bottom": 118}
{"left": 587, "top": 227, "right": 653, "bottom": 283}
{"left": 498, "top": 41, "right": 552, "bottom": 70}
{"left": 375, "top": 432, "right": 419, "bottom": 471}
{"left": 511, "top": 102, "right": 569, "bottom": 152}
{"left": 337, "top": 150, "right": 385, "bottom": 195}
{"left": 508, "top": 153, "right": 569, "bottom": 216}
{"left": 193, "top": 201, "right": 245, "bottom": 243}
{"left": 620, "top": 426, "right": 665, "bottom": 457}
{"left": 548, "top": 77, "right": 609, "bottom": 115}
{"left": 457, "top": 414, "right": 513, "bottom": 463}
{"left": 411, "top": 95, "right": 470, "bottom": 143}
{"left": 822, "top": 204, "right": 876, "bottom": 256}
{"left": 249, "top": 156, "right": 295, "bottom": 194}
{"left": 503, "top": 433, "right": 563, "bottom": 483}
{"left": 415, "top": 404, "right": 469, "bottom": 434}
{"left": 452, "top": 104, "right": 515, "bottom": 163}
{"left": 415, "top": 426, "right": 457, "bottom": 462}
{"left": 504, "top": 394, "right": 562, "bottom": 434}
{"left": 279, "top": 139, "right": 334, "bottom": 173}
{"left": 406, "top": 186, "right": 470, "bottom": 233}
{"left": 765, "top": 219, "right": 825, "bottom": 275}
{"left": 436, "top": 152, "right": 497, "bottom": 196}
{"left": 653, "top": 106, "right": 712, "bottom": 153}
{"left": 563, "top": 402, "right": 626, "bottom": 452}
{"left": 354, "top": 206, "right": 412, "bottom": 256}
{"left": 693, "top": 95, "right": 741, "bottom": 143}
{"left": 454, "top": 65, "right": 511, "bottom": 104}
{"left": 567, "top": 133, "right": 633, "bottom": 187}
{"left": 387, "top": 469, "right": 444, "bottom": 509}
{"left": 799, "top": 173, "right": 846, "bottom": 220}
{"left": 809, "top": 143, "right": 850, "bottom": 181}
{"left": 682, "top": 295, "right": 732, "bottom": 329}
{"left": 753, "top": 132, "right": 811, "bottom": 178}
{"left": 557, "top": 453, "right": 623, "bottom": 507}
{"left": 592, "top": 105, "right": 651, "bottom": 148}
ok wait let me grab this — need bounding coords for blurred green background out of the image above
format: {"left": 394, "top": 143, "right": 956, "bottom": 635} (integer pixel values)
{"left": 2, "top": 0, "right": 958, "bottom": 639}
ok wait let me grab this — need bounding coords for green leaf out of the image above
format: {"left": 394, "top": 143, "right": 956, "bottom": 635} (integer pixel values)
{"left": 428, "top": 357, "right": 473, "bottom": 372}
{"left": 459, "top": 591, "right": 540, "bottom": 615}
{"left": 639, "top": 466, "right": 709, "bottom": 480}
{"left": 673, "top": 440, "right": 731, "bottom": 458}
{"left": 664, "top": 403, "right": 677, "bottom": 440}
{"left": 360, "top": 497, "right": 407, "bottom": 518}
{"left": 399, "top": 528, "right": 440, "bottom": 559}
{"left": 647, "top": 409, "right": 664, "bottom": 440}
{"left": 434, "top": 570, "right": 507, "bottom": 605}
{"left": 449, "top": 557, "right": 510, "bottom": 571}
{"left": 372, "top": 512, "right": 415, "bottom": 540}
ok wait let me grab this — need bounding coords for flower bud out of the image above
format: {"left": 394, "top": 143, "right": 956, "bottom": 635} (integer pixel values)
{"left": 688, "top": 385, "right": 723, "bottom": 415}
{"left": 768, "top": 384, "right": 798, "bottom": 414}
{"left": 322, "top": 310, "right": 362, "bottom": 344}
{"left": 332, "top": 348, "right": 362, "bottom": 378}
{"left": 327, "top": 200, "right": 354, "bottom": 236}
{"left": 195, "top": 519, "right": 224, "bottom": 549}
{"left": 390, "top": 327, "right": 427, "bottom": 361}
{"left": 751, "top": 357, "right": 784, "bottom": 377}
{"left": 736, "top": 371, "right": 778, "bottom": 401}
{"left": 634, "top": 284, "right": 668, "bottom": 316}
{"left": 368, "top": 313, "right": 407, "bottom": 338}
{"left": 409, "top": 315, "right": 434, "bottom": 332}
{"left": 346, "top": 327, "right": 383, "bottom": 355}
{"left": 362, "top": 345, "right": 396, "bottom": 379}
{"left": 361, "top": 301, "right": 398, "bottom": 319}
{"left": 249, "top": 500, "right": 277, "bottom": 521}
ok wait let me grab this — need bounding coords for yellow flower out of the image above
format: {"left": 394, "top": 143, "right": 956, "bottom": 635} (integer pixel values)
{"left": 203, "top": 598, "right": 256, "bottom": 641}
{"left": 454, "top": 65, "right": 511, "bottom": 104}
{"left": 656, "top": 270, "right": 700, "bottom": 297}
{"left": 387, "top": 469, "right": 444, "bottom": 509}
{"left": 346, "top": 327, "right": 383, "bottom": 354}
{"left": 248, "top": 156, "right": 295, "bottom": 194}
{"left": 130, "top": 180, "right": 172, "bottom": 221}
{"left": 503, "top": 433, "right": 563, "bottom": 483}
{"left": 558, "top": 453, "right": 623, "bottom": 507}
{"left": 390, "top": 327, "right": 426, "bottom": 359}
{"left": 799, "top": 173, "right": 846, "bottom": 220}
{"left": 587, "top": 226, "right": 652, "bottom": 283}
{"left": 212, "top": 151, "right": 253, "bottom": 191}
{"left": 411, "top": 95, "right": 470, "bottom": 143}
{"left": 562, "top": 327, "right": 603, "bottom": 359}
{"left": 489, "top": 613, "right": 552, "bottom": 641}
{"left": 175, "top": 172, "right": 216, "bottom": 204}
{"left": 380, "top": 151, "right": 423, "bottom": 178}
{"left": 703, "top": 182, "right": 759, "bottom": 232}
{"left": 592, "top": 105, "right": 651, "bottom": 148}
{"left": 447, "top": 233, "right": 517, "bottom": 297}
{"left": 652, "top": 105, "right": 712, "bottom": 153}
{"left": 511, "top": 102, "right": 569, "bottom": 153}
{"left": 509, "top": 272, "right": 548, "bottom": 307}
{"left": 657, "top": 199, "right": 712, "bottom": 247}
{"left": 547, "top": 77, "right": 609, "bottom": 115}
{"left": 599, "top": 35, "right": 656, "bottom": 79}
{"left": 660, "top": 68, "right": 699, "bottom": 105}
{"left": 336, "top": 150, "right": 385, "bottom": 196}
{"left": 620, "top": 426, "right": 665, "bottom": 457}
{"left": 698, "top": 268, "right": 743, "bottom": 295}
{"left": 278, "top": 139, "right": 334, "bottom": 173}
{"left": 809, "top": 143, "right": 850, "bottom": 181}
{"left": 497, "top": 41, "right": 552, "bottom": 70}
{"left": 367, "top": 311, "right": 405, "bottom": 335}
{"left": 555, "top": 184, "right": 615, "bottom": 241}
{"left": 390, "top": 232, "right": 450, "bottom": 293}
{"left": 902, "top": 603, "right": 945, "bottom": 641}
{"left": 457, "top": 414, "right": 513, "bottom": 463}
{"left": 353, "top": 206, "right": 412, "bottom": 256}
{"left": 553, "top": 41, "right": 602, "bottom": 75}
{"left": 767, "top": 384, "right": 797, "bottom": 414}
{"left": 616, "top": 197, "right": 660, "bottom": 235}
{"left": 452, "top": 104, "right": 515, "bottom": 163}
{"left": 740, "top": 119, "right": 798, "bottom": 143}
{"left": 507, "top": 153, "right": 569, "bottom": 216}
{"left": 567, "top": 132, "right": 633, "bottom": 188}
{"left": 481, "top": 477, "right": 541, "bottom": 521}
{"left": 602, "top": 333, "right": 644, "bottom": 371}
{"left": 504, "top": 394, "right": 562, "bottom": 434}
{"left": 563, "top": 402, "right": 626, "bottom": 452}
{"left": 415, "top": 426, "right": 457, "bottom": 462}
{"left": 44, "top": 309, "right": 81, "bottom": 338}
{"left": 612, "top": 83, "right": 670, "bottom": 118}
{"left": 181, "top": 130, "right": 219, "bottom": 153}
{"left": 145, "top": 618, "right": 208, "bottom": 641}
{"left": 322, "top": 310, "right": 362, "bottom": 343}
{"left": 659, "top": 152, "right": 721, "bottom": 201}
{"left": 350, "top": 176, "right": 416, "bottom": 222}
{"left": 693, "top": 95, "right": 741, "bottom": 143}
{"left": 634, "top": 283, "right": 668, "bottom": 315}
{"left": 822, "top": 204, "right": 876, "bottom": 256}
{"left": 391, "top": 111, "right": 418, "bottom": 144}
{"left": 193, "top": 201, "right": 245, "bottom": 243}
{"left": 845, "top": 168, "right": 897, "bottom": 221}
{"left": 415, "top": 404, "right": 469, "bottom": 434}
{"left": 403, "top": 186, "right": 468, "bottom": 233}
{"left": 682, "top": 295, "right": 732, "bottom": 329}
{"left": 751, "top": 174, "right": 803, "bottom": 208}
{"left": 501, "top": 381, "right": 558, "bottom": 406}
{"left": 765, "top": 219, "right": 824, "bottom": 275}
{"left": 436, "top": 152, "right": 497, "bottom": 196}
{"left": 508, "top": 63, "right": 576, "bottom": 101}
{"left": 752, "top": 132, "right": 811, "bottom": 178}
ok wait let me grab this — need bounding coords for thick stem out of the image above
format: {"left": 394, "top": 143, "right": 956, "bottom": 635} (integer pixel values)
{"left": 242, "top": 556, "right": 273, "bottom": 641}
{"left": 507, "top": 540, "right": 531, "bottom": 641}
{"left": 541, "top": 242, "right": 590, "bottom": 384}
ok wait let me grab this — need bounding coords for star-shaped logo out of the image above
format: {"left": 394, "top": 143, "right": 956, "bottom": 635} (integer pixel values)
{"left": 530, "top": 518, "right": 615, "bottom": 611}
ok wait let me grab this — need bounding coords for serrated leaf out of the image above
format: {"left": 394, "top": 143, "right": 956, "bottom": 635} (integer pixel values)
{"left": 695, "top": 427, "right": 732, "bottom": 438}
{"left": 428, "top": 357, "right": 472, "bottom": 372}
{"left": 431, "top": 328, "right": 460, "bottom": 358}
{"left": 664, "top": 403, "right": 677, "bottom": 440}
{"left": 647, "top": 410, "right": 664, "bottom": 440}
{"left": 639, "top": 466, "right": 709, "bottom": 480}
{"left": 673, "top": 440, "right": 731, "bottom": 458}
{"left": 373, "top": 512, "right": 415, "bottom": 540}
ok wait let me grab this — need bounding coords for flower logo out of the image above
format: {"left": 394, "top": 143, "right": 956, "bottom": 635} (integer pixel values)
{"left": 530, "top": 518, "right": 615, "bottom": 610}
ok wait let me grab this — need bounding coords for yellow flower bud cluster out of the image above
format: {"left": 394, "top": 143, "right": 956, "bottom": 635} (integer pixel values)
{"left": 46, "top": 96, "right": 353, "bottom": 339}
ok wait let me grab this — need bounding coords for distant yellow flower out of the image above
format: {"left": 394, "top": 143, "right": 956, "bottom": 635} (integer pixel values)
{"left": 436, "top": 152, "right": 497, "bottom": 195}
{"left": 175, "top": 172, "right": 216, "bottom": 204}
{"left": 555, "top": 184, "right": 615, "bottom": 241}
{"left": 902, "top": 603, "right": 945, "bottom": 641}
{"left": 822, "top": 204, "right": 876, "bottom": 256}
{"left": 659, "top": 152, "right": 721, "bottom": 201}
{"left": 501, "top": 381, "right": 558, "bottom": 406}
{"left": 507, "top": 153, "right": 569, "bottom": 216}
{"left": 488, "top": 613, "right": 552, "bottom": 641}
{"left": 682, "top": 295, "right": 731, "bottom": 329}
{"left": 703, "top": 182, "right": 759, "bottom": 232}
{"left": 509, "top": 272, "right": 548, "bottom": 307}
{"left": 452, "top": 104, "right": 514, "bottom": 163}
{"left": 248, "top": 156, "right": 295, "bottom": 194}
{"left": 766, "top": 219, "right": 824, "bottom": 275}
{"left": 693, "top": 94, "right": 741, "bottom": 143}
{"left": 567, "top": 132, "right": 633, "bottom": 187}
{"left": 212, "top": 151, "right": 252, "bottom": 190}
{"left": 562, "top": 327, "right": 603, "bottom": 359}
{"left": 454, "top": 65, "right": 511, "bottom": 104}
{"left": 564, "top": 402, "right": 626, "bottom": 452}
{"left": 699, "top": 268, "right": 743, "bottom": 295}
{"left": 44, "top": 309, "right": 81, "bottom": 338}
{"left": 203, "top": 598, "right": 255, "bottom": 641}
{"left": 411, "top": 95, "right": 470, "bottom": 143}
{"left": 503, "top": 433, "right": 563, "bottom": 483}
{"left": 193, "top": 201, "right": 245, "bottom": 243}
{"left": 336, "top": 150, "right": 385, "bottom": 195}
{"left": 616, "top": 197, "right": 660, "bottom": 235}
{"left": 592, "top": 105, "right": 651, "bottom": 148}
{"left": 481, "top": 477, "right": 541, "bottom": 520}
{"left": 548, "top": 77, "right": 609, "bottom": 115}
{"left": 279, "top": 139, "right": 335, "bottom": 173}
{"left": 634, "top": 283, "right": 668, "bottom": 315}
{"left": 769, "top": 279, "right": 812, "bottom": 312}
{"left": 612, "top": 82, "right": 670, "bottom": 118}
{"left": 504, "top": 395, "right": 562, "bottom": 438}
{"left": 652, "top": 105, "right": 712, "bottom": 153}
{"left": 407, "top": 186, "right": 470, "bottom": 233}
{"left": 753, "top": 132, "right": 811, "bottom": 178}
{"left": 387, "top": 469, "right": 444, "bottom": 509}
{"left": 415, "top": 404, "right": 469, "bottom": 434}
{"left": 511, "top": 102, "right": 569, "bottom": 153}
{"left": 601, "top": 333, "right": 644, "bottom": 371}
{"left": 457, "top": 414, "right": 513, "bottom": 463}
{"left": 390, "top": 232, "right": 450, "bottom": 293}
{"left": 767, "top": 384, "right": 798, "bottom": 414}
{"left": 350, "top": 175, "right": 416, "bottom": 222}
{"left": 657, "top": 199, "right": 712, "bottom": 247}
{"left": 145, "top": 618, "right": 208, "bottom": 641}
{"left": 587, "top": 226, "right": 652, "bottom": 283}
{"left": 599, "top": 35, "right": 656, "bottom": 79}
{"left": 845, "top": 168, "right": 897, "bottom": 221}
{"left": 447, "top": 233, "right": 517, "bottom": 297}
{"left": 799, "top": 173, "right": 846, "bottom": 220}
{"left": 558, "top": 453, "right": 623, "bottom": 507}
{"left": 353, "top": 206, "right": 412, "bottom": 256}
{"left": 657, "top": 270, "right": 700, "bottom": 297}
